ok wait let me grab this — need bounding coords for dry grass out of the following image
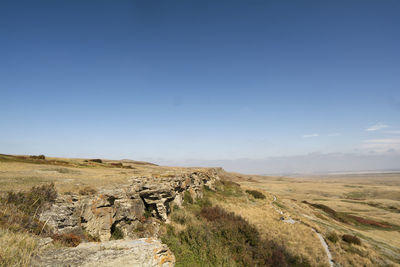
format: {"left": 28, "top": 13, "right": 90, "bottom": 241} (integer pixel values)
{"left": 163, "top": 187, "right": 311, "bottom": 267}
{"left": 211, "top": 189, "right": 328, "bottom": 266}
{"left": 1, "top": 154, "right": 399, "bottom": 266}
{"left": 0, "top": 228, "right": 38, "bottom": 267}
{"left": 235, "top": 172, "right": 400, "bottom": 266}
{"left": 0, "top": 154, "right": 209, "bottom": 194}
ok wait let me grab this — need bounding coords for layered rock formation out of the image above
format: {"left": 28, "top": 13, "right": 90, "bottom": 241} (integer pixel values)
{"left": 40, "top": 169, "right": 220, "bottom": 242}
{"left": 32, "top": 238, "right": 175, "bottom": 267}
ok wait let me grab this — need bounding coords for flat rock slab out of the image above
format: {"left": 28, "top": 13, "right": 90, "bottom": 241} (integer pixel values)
{"left": 32, "top": 238, "right": 175, "bottom": 267}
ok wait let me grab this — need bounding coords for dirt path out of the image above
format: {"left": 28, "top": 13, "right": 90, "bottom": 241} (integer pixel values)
{"left": 312, "top": 229, "right": 334, "bottom": 267}
{"left": 271, "top": 195, "right": 334, "bottom": 267}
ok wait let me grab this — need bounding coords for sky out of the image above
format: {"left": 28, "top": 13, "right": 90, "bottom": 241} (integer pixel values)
{"left": 1, "top": 1, "right": 399, "bottom": 174}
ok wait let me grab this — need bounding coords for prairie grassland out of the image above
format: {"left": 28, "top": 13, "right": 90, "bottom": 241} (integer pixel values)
{"left": 210, "top": 188, "right": 329, "bottom": 266}
{"left": 0, "top": 154, "right": 210, "bottom": 265}
{"left": 235, "top": 172, "right": 400, "bottom": 266}
{"left": 1, "top": 154, "right": 399, "bottom": 266}
{"left": 0, "top": 154, "right": 205, "bottom": 194}
{"left": 163, "top": 183, "right": 312, "bottom": 266}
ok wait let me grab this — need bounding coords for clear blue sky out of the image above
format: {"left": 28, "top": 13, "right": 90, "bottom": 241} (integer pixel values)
{"left": 1, "top": 1, "right": 399, "bottom": 173}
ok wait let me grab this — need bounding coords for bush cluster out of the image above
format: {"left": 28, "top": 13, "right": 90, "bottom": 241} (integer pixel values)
{"left": 342, "top": 234, "right": 361, "bottom": 245}
{"left": 171, "top": 209, "right": 189, "bottom": 225}
{"left": 30, "top": 155, "right": 45, "bottom": 160}
{"left": 89, "top": 159, "right": 102, "bottom": 163}
{"left": 1, "top": 183, "right": 57, "bottom": 236}
{"left": 0, "top": 203, "right": 48, "bottom": 235}
{"left": 245, "top": 189, "right": 266, "bottom": 199}
{"left": 5, "top": 183, "right": 57, "bottom": 215}
{"left": 309, "top": 203, "right": 337, "bottom": 216}
{"left": 217, "top": 180, "right": 243, "bottom": 197}
{"left": 163, "top": 201, "right": 310, "bottom": 267}
{"left": 183, "top": 191, "right": 193, "bottom": 204}
{"left": 110, "top": 224, "right": 124, "bottom": 240}
{"left": 326, "top": 232, "right": 339, "bottom": 243}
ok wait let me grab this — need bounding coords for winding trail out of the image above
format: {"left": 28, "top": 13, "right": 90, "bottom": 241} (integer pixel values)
{"left": 271, "top": 195, "right": 334, "bottom": 267}
{"left": 312, "top": 229, "right": 334, "bottom": 267}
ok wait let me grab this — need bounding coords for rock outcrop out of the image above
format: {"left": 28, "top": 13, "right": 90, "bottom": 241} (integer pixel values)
{"left": 40, "top": 169, "right": 220, "bottom": 242}
{"left": 32, "top": 238, "right": 175, "bottom": 267}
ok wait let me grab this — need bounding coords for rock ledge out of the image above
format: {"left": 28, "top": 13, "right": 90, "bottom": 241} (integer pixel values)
{"left": 32, "top": 238, "right": 175, "bottom": 267}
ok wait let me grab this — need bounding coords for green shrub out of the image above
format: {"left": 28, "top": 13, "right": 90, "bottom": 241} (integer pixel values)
{"left": 309, "top": 203, "right": 337, "bottom": 216}
{"left": 163, "top": 204, "right": 310, "bottom": 267}
{"left": 0, "top": 184, "right": 57, "bottom": 236}
{"left": 246, "top": 190, "right": 266, "bottom": 199}
{"left": 110, "top": 224, "right": 124, "bottom": 240}
{"left": 89, "top": 159, "right": 102, "bottom": 163}
{"left": 183, "top": 191, "right": 193, "bottom": 205}
{"left": 143, "top": 205, "right": 155, "bottom": 218}
{"left": 171, "top": 209, "right": 189, "bottom": 225}
{"left": 0, "top": 202, "right": 49, "bottom": 235}
{"left": 194, "top": 196, "right": 211, "bottom": 208}
{"left": 5, "top": 183, "right": 57, "bottom": 216}
{"left": 326, "top": 232, "right": 339, "bottom": 243}
{"left": 342, "top": 234, "right": 361, "bottom": 245}
{"left": 217, "top": 180, "right": 243, "bottom": 197}
{"left": 143, "top": 210, "right": 152, "bottom": 218}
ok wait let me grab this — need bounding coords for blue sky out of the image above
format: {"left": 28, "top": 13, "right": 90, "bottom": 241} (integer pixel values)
{"left": 1, "top": 1, "right": 399, "bottom": 173}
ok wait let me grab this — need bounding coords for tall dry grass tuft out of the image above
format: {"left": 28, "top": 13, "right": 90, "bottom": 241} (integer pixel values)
{"left": 0, "top": 228, "right": 38, "bottom": 267}
{"left": 0, "top": 183, "right": 60, "bottom": 266}
{"left": 1, "top": 183, "right": 57, "bottom": 235}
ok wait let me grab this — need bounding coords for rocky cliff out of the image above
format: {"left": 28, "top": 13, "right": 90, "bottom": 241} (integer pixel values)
{"left": 36, "top": 168, "right": 220, "bottom": 266}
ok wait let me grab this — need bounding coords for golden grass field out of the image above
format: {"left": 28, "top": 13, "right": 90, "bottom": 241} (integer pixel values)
{"left": 231, "top": 172, "right": 400, "bottom": 266}
{"left": 0, "top": 154, "right": 205, "bottom": 193}
{"left": 1, "top": 154, "right": 399, "bottom": 266}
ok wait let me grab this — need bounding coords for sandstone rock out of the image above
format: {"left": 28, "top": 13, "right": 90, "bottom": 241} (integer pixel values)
{"left": 37, "top": 237, "right": 53, "bottom": 249}
{"left": 80, "top": 191, "right": 145, "bottom": 241}
{"left": 32, "top": 238, "right": 175, "bottom": 267}
{"left": 39, "top": 195, "right": 80, "bottom": 235}
{"left": 39, "top": 169, "right": 220, "bottom": 241}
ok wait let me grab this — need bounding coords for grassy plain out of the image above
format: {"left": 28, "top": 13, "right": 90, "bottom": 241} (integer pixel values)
{"left": 233, "top": 172, "right": 400, "bottom": 266}
{"left": 0, "top": 154, "right": 205, "bottom": 193}
{"left": 1, "top": 154, "right": 399, "bottom": 266}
